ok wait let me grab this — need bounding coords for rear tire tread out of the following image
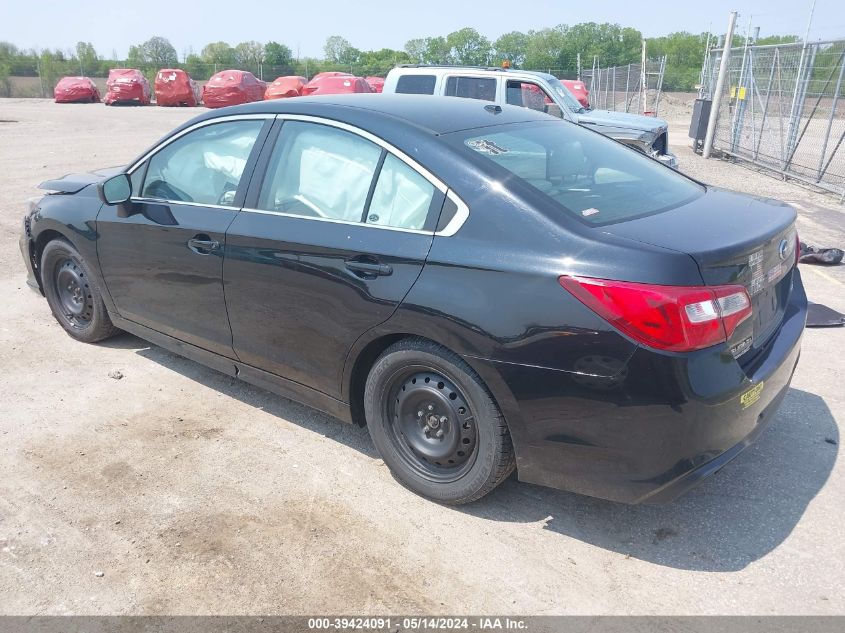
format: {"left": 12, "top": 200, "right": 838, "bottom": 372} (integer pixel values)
{"left": 365, "top": 336, "right": 515, "bottom": 504}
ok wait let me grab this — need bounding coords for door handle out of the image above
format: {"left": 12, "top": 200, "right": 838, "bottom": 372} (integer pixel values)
{"left": 345, "top": 259, "right": 393, "bottom": 277}
{"left": 187, "top": 235, "right": 220, "bottom": 255}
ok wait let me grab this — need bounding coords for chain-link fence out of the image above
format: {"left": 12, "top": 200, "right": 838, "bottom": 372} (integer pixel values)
{"left": 701, "top": 38, "right": 845, "bottom": 197}
{"left": 580, "top": 58, "right": 666, "bottom": 115}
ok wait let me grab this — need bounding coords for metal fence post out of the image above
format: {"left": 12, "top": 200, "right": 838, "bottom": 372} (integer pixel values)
{"left": 640, "top": 39, "right": 647, "bottom": 115}
{"left": 625, "top": 63, "right": 630, "bottom": 112}
{"left": 703, "top": 11, "right": 738, "bottom": 159}
{"left": 612, "top": 66, "right": 616, "bottom": 111}
{"left": 816, "top": 50, "right": 845, "bottom": 181}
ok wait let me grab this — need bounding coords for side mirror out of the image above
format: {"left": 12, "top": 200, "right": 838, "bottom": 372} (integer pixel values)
{"left": 98, "top": 174, "right": 132, "bottom": 205}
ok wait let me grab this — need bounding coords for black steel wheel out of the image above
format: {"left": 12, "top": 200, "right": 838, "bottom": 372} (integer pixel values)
{"left": 41, "top": 239, "right": 120, "bottom": 343}
{"left": 386, "top": 368, "right": 478, "bottom": 482}
{"left": 53, "top": 257, "right": 94, "bottom": 330}
{"left": 365, "top": 338, "right": 515, "bottom": 504}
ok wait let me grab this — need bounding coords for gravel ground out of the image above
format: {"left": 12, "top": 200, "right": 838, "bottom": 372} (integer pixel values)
{"left": 0, "top": 98, "right": 843, "bottom": 615}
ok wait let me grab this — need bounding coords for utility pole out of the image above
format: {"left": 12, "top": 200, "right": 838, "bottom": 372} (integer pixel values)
{"left": 640, "top": 39, "right": 647, "bottom": 115}
{"left": 576, "top": 52, "right": 581, "bottom": 80}
{"left": 703, "top": 11, "right": 738, "bottom": 159}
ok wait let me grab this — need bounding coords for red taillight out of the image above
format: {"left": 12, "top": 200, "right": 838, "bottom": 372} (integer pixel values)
{"left": 559, "top": 276, "right": 752, "bottom": 352}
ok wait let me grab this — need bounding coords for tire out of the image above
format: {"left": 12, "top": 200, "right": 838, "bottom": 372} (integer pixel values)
{"left": 364, "top": 338, "right": 515, "bottom": 504}
{"left": 41, "top": 239, "right": 120, "bottom": 343}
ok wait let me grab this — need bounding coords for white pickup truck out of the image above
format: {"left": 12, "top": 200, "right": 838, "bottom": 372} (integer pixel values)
{"left": 383, "top": 65, "right": 677, "bottom": 169}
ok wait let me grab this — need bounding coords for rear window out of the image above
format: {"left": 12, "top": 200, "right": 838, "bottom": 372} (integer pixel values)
{"left": 395, "top": 75, "right": 436, "bottom": 95}
{"left": 445, "top": 76, "right": 496, "bottom": 102}
{"left": 450, "top": 121, "right": 703, "bottom": 226}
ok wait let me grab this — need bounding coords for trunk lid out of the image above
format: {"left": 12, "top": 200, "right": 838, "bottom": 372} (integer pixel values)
{"left": 602, "top": 188, "right": 798, "bottom": 359}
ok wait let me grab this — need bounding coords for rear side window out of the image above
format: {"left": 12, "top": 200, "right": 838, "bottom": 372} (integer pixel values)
{"left": 445, "top": 76, "right": 496, "bottom": 102}
{"left": 367, "top": 154, "right": 435, "bottom": 231}
{"left": 395, "top": 75, "right": 436, "bottom": 95}
{"left": 452, "top": 121, "right": 703, "bottom": 226}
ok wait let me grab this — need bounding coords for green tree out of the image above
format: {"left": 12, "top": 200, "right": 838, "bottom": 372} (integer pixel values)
{"left": 446, "top": 27, "right": 491, "bottom": 65}
{"left": 0, "top": 59, "right": 11, "bottom": 97}
{"left": 233, "top": 40, "right": 264, "bottom": 67}
{"left": 757, "top": 34, "right": 800, "bottom": 45}
{"left": 184, "top": 53, "right": 211, "bottom": 80}
{"left": 493, "top": 31, "right": 528, "bottom": 67}
{"left": 404, "top": 38, "right": 427, "bottom": 63}
{"left": 423, "top": 36, "right": 451, "bottom": 64}
{"left": 126, "top": 44, "right": 145, "bottom": 68}
{"left": 358, "top": 48, "right": 410, "bottom": 75}
{"left": 264, "top": 41, "right": 293, "bottom": 67}
{"left": 74, "top": 41, "right": 98, "bottom": 74}
{"left": 201, "top": 41, "right": 235, "bottom": 66}
{"left": 142, "top": 36, "right": 178, "bottom": 68}
{"left": 324, "top": 35, "right": 359, "bottom": 65}
{"left": 648, "top": 31, "right": 711, "bottom": 90}
{"left": 524, "top": 27, "right": 566, "bottom": 70}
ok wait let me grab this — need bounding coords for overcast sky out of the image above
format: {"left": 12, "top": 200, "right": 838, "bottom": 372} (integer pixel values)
{"left": 3, "top": 0, "right": 843, "bottom": 59}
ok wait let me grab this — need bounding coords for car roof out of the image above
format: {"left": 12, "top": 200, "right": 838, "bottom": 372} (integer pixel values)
{"left": 201, "top": 93, "right": 553, "bottom": 135}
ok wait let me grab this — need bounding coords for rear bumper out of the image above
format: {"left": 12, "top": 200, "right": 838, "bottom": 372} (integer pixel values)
{"left": 477, "top": 270, "right": 807, "bottom": 504}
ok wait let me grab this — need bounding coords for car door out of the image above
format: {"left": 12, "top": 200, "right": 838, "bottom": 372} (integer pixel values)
{"left": 505, "top": 79, "right": 564, "bottom": 119}
{"left": 224, "top": 117, "right": 447, "bottom": 398}
{"left": 97, "top": 115, "right": 272, "bottom": 357}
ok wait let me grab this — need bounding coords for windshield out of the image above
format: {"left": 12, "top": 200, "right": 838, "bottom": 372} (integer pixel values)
{"left": 545, "top": 77, "right": 588, "bottom": 113}
{"left": 449, "top": 121, "right": 703, "bottom": 227}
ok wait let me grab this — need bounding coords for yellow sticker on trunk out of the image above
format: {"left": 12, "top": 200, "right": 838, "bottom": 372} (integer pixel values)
{"left": 741, "top": 382, "right": 764, "bottom": 409}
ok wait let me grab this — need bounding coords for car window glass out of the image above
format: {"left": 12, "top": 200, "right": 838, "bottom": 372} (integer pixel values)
{"left": 445, "top": 76, "right": 496, "bottom": 102}
{"left": 455, "top": 122, "right": 703, "bottom": 226}
{"left": 367, "top": 154, "right": 435, "bottom": 230}
{"left": 129, "top": 163, "right": 146, "bottom": 196}
{"left": 506, "top": 80, "right": 562, "bottom": 118}
{"left": 395, "top": 75, "right": 436, "bottom": 94}
{"left": 141, "top": 120, "right": 263, "bottom": 205}
{"left": 257, "top": 121, "right": 381, "bottom": 222}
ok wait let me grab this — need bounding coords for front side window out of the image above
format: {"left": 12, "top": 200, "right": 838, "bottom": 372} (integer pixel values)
{"left": 257, "top": 121, "right": 381, "bottom": 222}
{"left": 141, "top": 120, "right": 263, "bottom": 205}
{"left": 445, "top": 76, "right": 496, "bottom": 102}
{"left": 395, "top": 75, "right": 436, "bottom": 95}
{"left": 506, "top": 80, "right": 561, "bottom": 118}
{"left": 452, "top": 121, "right": 703, "bottom": 226}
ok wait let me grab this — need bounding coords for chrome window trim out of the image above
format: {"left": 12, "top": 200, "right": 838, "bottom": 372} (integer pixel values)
{"left": 124, "top": 112, "right": 471, "bottom": 237}
{"left": 253, "top": 113, "right": 470, "bottom": 236}
{"left": 129, "top": 197, "right": 240, "bottom": 211}
{"left": 274, "top": 114, "right": 447, "bottom": 193}
{"left": 239, "top": 207, "right": 433, "bottom": 235}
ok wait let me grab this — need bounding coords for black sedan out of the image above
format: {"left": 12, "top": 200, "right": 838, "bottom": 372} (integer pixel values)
{"left": 20, "top": 95, "right": 806, "bottom": 504}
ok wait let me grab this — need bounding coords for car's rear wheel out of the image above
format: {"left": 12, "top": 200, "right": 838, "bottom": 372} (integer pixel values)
{"left": 41, "top": 239, "right": 120, "bottom": 343}
{"left": 364, "top": 338, "right": 515, "bottom": 504}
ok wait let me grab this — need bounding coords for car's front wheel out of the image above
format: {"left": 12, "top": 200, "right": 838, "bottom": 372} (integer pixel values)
{"left": 364, "top": 338, "right": 515, "bottom": 504}
{"left": 41, "top": 239, "right": 120, "bottom": 343}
